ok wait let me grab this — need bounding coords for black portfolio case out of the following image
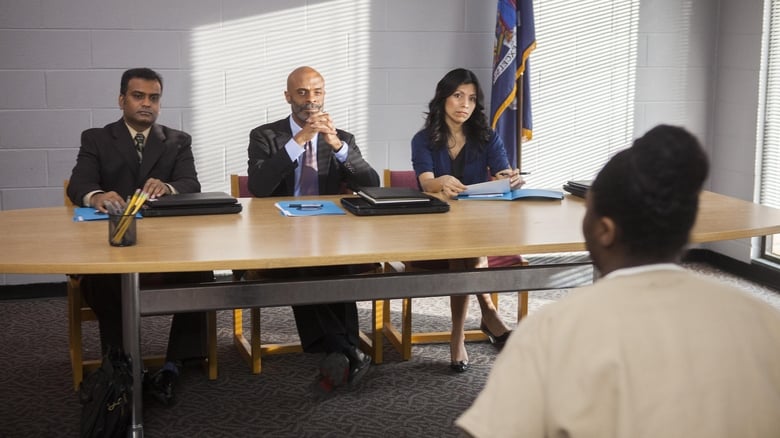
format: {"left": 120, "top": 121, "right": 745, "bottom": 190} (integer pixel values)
{"left": 141, "top": 192, "right": 242, "bottom": 217}
{"left": 340, "top": 196, "right": 449, "bottom": 216}
{"left": 562, "top": 180, "right": 592, "bottom": 198}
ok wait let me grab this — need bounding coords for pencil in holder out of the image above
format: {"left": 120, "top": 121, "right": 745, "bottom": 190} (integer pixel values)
{"left": 109, "top": 213, "right": 137, "bottom": 247}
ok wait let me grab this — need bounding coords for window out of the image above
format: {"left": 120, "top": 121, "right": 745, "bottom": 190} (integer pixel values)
{"left": 758, "top": 0, "right": 780, "bottom": 262}
{"left": 521, "top": 0, "right": 641, "bottom": 189}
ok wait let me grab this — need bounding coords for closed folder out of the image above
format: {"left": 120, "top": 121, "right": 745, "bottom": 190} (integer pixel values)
{"left": 356, "top": 186, "right": 432, "bottom": 205}
{"left": 562, "top": 180, "right": 592, "bottom": 198}
{"left": 341, "top": 196, "right": 449, "bottom": 216}
{"left": 141, "top": 192, "right": 242, "bottom": 217}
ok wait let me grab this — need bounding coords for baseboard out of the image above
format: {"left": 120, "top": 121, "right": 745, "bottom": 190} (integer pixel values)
{"left": 684, "top": 249, "right": 780, "bottom": 292}
{"left": 0, "top": 282, "right": 66, "bottom": 301}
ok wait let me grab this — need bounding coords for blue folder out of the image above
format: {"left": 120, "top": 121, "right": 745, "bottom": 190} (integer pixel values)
{"left": 457, "top": 188, "right": 564, "bottom": 201}
{"left": 274, "top": 200, "right": 346, "bottom": 217}
{"left": 73, "top": 208, "right": 142, "bottom": 222}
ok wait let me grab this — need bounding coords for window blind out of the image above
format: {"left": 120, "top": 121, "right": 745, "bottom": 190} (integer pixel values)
{"left": 761, "top": 0, "right": 780, "bottom": 210}
{"left": 521, "top": 0, "right": 640, "bottom": 188}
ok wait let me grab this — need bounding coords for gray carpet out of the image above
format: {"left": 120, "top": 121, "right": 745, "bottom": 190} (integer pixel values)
{"left": 0, "top": 261, "right": 778, "bottom": 437}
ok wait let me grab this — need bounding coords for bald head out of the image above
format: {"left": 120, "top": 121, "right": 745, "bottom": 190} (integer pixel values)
{"left": 287, "top": 66, "right": 323, "bottom": 90}
{"left": 285, "top": 66, "right": 326, "bottom": 126}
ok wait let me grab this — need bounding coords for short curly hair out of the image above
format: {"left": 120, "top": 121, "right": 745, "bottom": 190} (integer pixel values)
{"left": 590, "top": 125, "right": 709, "bottom": 258}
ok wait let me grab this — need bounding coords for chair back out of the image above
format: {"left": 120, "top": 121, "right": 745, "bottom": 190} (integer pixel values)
{"left": 64, "top": 180, "right": 75, "bottom": 207}
{"left": 383, "top": 169, "right": 418, "bottom": 189}
{"left": 230, "top": 175, "right": 251, "bottom": 198}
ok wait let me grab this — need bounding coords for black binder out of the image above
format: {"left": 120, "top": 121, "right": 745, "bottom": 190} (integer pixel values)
{"left": 340, "top": 196, "right": 449, "bottom": 216}
{"left": 562, "top": 180, "right": 592, "bottom": 198}
{"left": 356, "top": 186, "right": 432, "bottom": 204}
{"left": 141, "top": 192, "right": 242, "bottom": 217}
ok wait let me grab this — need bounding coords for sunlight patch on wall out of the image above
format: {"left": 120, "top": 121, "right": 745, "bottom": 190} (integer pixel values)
{"left": 188, "top": 1, "right": 372, "bottom": 194}
{"left": 521, "top": 0, "right": 640, "bottom": 188}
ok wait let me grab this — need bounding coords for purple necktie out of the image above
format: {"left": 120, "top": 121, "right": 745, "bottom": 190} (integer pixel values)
{"left": 298, "top": 141, "right": 319, "bottom": 195}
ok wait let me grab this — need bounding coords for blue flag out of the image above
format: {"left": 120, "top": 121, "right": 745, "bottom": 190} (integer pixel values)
{"left": 490, "top": 0, "right": 536, "bottom": 167}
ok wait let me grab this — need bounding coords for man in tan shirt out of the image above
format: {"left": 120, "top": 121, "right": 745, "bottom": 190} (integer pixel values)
{"left": 457, "top": 125, "right": 780, "bottom": 438}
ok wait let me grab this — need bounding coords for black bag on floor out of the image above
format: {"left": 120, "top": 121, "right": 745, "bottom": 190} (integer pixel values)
{"left": 78, "top": 347, "right": 133, "bottom": 438}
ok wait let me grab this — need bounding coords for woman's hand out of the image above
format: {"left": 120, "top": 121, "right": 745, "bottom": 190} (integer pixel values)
{"left": 496, "top": 169, "right": 526, "bottom": 189}
{"left": 439, "top": 175, "right": 467, "bottom": 198}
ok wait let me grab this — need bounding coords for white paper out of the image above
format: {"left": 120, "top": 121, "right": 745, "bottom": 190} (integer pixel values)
{"left": 459, "top": 178, "right": 511, "bottom": 196}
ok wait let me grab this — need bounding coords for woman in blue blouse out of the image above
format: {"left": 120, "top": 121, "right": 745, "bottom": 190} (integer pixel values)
{"left": 411, "top": 68, "right": 525, "bottom": 372}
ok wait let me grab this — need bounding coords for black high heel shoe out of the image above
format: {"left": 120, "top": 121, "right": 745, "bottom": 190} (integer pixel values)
{"left": 450, "top": 342, "right": 470, "bottom": 373}
{"left": 450, "top": 360, "right": 470, "bottom": 373}
{"left": 480, "top": 323, "right": 512, "bottom": 347}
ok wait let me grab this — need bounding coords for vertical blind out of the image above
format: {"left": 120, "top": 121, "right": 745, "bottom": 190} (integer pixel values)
{"left": 521, "top": 0, "right": 640, "bottom": 189}
{"left": 761, "top": 0, "right": 780, "bottom": 210}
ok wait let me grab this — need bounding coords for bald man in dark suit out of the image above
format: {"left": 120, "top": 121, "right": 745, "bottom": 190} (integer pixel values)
{"left": 247, "top": 66, "right": 379, "bottom": 395}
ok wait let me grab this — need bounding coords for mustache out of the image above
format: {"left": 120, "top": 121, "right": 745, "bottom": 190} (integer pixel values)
{"left": 294, "top": 103, "right": 322, "bottom": 113}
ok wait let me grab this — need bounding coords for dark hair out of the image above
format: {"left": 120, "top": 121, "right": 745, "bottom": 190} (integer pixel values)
{"left": 590, "top": 125, "right": 710, "bottom": 258}
{"left": 120, "top": 68, "right": 163, "bottom": 95}
{"left": 423, "top": 68, "right": 492, "bottom": 148}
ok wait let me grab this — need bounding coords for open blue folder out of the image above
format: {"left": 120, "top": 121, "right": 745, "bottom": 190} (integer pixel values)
{"left": 456, "top": 179, "right": 563, "bottom": 201}
{"left": 458, "top": 188, "right": 564, "bottom": 201}
{"left": 73, "top": 208, "right": 142, "bottom": 222}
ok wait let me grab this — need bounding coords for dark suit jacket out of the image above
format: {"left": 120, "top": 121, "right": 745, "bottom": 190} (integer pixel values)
{"left": 247, "top": 117, "right": 379, "bottom": 197}
{"left": 67, "top": 119, "right": 201, "bottom": 206}
{"left": 67, "top": 119, "right": 207, "bottom": 359}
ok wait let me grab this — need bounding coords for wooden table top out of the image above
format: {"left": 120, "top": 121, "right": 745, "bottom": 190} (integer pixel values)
{"left": 0, "top": 191, "right": 778, "bottom": 275}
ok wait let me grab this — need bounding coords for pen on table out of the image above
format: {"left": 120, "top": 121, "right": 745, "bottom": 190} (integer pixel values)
{"left": 288, "top": 203, "right": 323, "bottom": 210}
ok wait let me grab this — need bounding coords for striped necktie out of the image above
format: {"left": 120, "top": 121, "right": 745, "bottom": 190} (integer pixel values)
{"left": 298, "top": 141, "right": 319, "bottom": 195}
{"left": 134, "top": 133, "right": 145, "bottom": 159}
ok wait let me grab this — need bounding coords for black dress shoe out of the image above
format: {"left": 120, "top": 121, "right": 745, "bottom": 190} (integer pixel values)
{"left": 480, "top": 323, "right": 512, "bottom": 348}
{"left": 148, "top": 369, "right": 178, "bottom": 406}
{"left": 344, "top": 346, "right": 371, "bottom": 386}
{"left": 450, "top": 360, "right": 470, "bottom": 373}
{"left": 314, "top": 352, "right": 350, "bottom": 395}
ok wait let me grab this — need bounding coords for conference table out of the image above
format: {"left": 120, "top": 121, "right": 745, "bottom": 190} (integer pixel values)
{"left": 1, "top": 191, "right": 779, "bottom": 437}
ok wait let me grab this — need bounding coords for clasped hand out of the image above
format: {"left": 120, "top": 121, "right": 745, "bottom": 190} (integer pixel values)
{"left": 295, "top": 112, "right": 342, "bottom": 150}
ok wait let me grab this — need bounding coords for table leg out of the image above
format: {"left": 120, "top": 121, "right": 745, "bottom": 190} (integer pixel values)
{"left": 121, "top": 273, "right": 144, "bottom": 438}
